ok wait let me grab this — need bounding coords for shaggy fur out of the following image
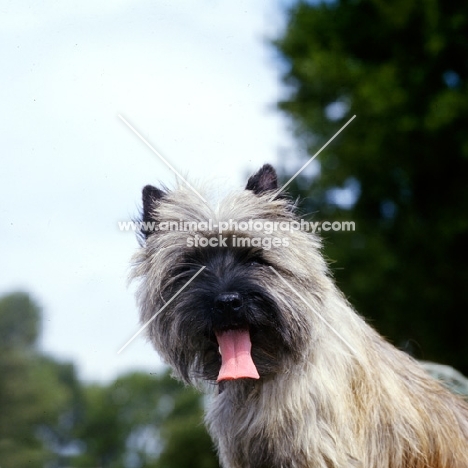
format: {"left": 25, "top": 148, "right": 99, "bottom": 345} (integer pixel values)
{"left": 131, "top": 164, "right": 468, "bottom": 468}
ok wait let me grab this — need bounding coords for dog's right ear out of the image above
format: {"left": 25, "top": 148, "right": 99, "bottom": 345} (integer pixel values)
{"left": 141, "top": 185, "right": 165, "bottom": 238}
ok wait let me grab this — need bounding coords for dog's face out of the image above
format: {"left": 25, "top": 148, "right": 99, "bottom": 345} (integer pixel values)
{"left": 133, "top": 165, "right": 317, "bottom": 385}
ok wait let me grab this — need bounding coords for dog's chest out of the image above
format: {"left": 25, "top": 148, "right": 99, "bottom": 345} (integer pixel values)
{"left": 207, "top": 386, "right": 311, "bottom": 468}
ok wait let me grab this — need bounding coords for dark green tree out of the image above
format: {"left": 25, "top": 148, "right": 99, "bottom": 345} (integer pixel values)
{"left": 0, "top": 292, "right": 40, "bottom": 348}
{"left": 274, "top": 0, "right": 468, "bottom": 373}
{"left": 0, "top": 292, "right": 81, "bottom": 467}
{"left": 155, "top": 379, "right": 220, "bottom": 468}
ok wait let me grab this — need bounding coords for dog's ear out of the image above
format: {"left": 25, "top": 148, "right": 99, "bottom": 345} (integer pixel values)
{"left": 245, "top": 164, "right": 278, "bottom": 194}
{"left": 141, "top": 185, "right": 165, "bottom": 238}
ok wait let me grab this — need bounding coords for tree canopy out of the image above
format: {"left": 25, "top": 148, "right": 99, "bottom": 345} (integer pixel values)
{"left": 0, "top": 292, "right": 80, "bottom": 466}
{"left": 274, "top": 0, "right": 468, "bottom": 373}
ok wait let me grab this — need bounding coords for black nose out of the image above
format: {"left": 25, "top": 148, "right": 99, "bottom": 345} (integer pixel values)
{"left": 214, "top": 292, "right": 243, "bottom": 313}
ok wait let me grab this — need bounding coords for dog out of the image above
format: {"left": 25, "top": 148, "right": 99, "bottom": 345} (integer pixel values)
{"left": 131, "top": 164, "right": 468, "bottom": 467}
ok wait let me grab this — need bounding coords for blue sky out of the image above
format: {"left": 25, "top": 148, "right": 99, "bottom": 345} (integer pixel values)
{"left": 1, "top": 1, "right": 301, "bottom": 382}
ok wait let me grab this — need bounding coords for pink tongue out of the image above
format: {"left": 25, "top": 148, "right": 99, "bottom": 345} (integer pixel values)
{"left": 215, "top": 329, "right": 260, "bottom": 382}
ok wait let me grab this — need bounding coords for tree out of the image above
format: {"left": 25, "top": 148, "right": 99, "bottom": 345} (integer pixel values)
{"left": 0, "top": 292, "right": 40, "bottom": 348}
{"left": 0, "top": 292, "right": 81, "bottom": 467}
{"left": 155, "top": 378, "right": 220, "bottom": 468}
{"left": 274, "top": 0, "right": 468, "bottom": 373}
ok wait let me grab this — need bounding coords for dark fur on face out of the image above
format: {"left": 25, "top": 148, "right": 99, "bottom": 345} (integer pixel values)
{"left": 155, "top": 244, "right": 306, "bottom": 383}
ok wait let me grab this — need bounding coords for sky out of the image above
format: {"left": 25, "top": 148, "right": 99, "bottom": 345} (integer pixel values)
{"left": 1, "top": 1, "right": 303, "bottom": 382}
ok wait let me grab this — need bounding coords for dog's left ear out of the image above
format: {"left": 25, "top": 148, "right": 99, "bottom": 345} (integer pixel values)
{"left": 245, "top": 164, "right": 278, "bottom": 194}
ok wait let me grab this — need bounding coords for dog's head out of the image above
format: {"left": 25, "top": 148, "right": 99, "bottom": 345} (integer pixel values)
{"left": 132, "top": 165, "right": 326, "bottom": 386}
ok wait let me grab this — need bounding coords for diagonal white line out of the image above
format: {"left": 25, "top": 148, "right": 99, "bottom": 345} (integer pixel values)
{"left": 117, "top": 266, "right": 206, "bottom": 354}
{"left": 118, "top": 114, "right": 207, "bottom": 203}
{"left": 270, "top": 115, "right": 356, "bottom": 201}
{"left": 269, "top": 266, "right": 358, "bottom": 356}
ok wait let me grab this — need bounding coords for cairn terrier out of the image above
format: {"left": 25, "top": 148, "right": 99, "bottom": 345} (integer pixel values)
{"left": 132, "top": 164, "right": 468, "bottom": 468}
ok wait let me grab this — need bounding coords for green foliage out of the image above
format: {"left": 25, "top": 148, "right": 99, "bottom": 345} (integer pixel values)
{"left": 274, "top": 0, "right": 468, "bottom": 372}
{"left": 155, "top": 384, "right": 219, "bottom": 468}
{"left": 0, "top": 292, "right": 41, "bottom": 347}
{"left": 0, "top": 292, "right": 80, "bottom": 467}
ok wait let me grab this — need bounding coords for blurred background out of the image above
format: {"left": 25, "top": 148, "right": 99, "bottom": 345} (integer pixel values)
{"left": 1, "top": 0, "right": 468, "bottom": 466}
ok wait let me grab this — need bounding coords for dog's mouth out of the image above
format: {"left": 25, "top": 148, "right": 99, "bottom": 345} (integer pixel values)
{"left": 214, "top": 329, "right": 260, "bottom": 382}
